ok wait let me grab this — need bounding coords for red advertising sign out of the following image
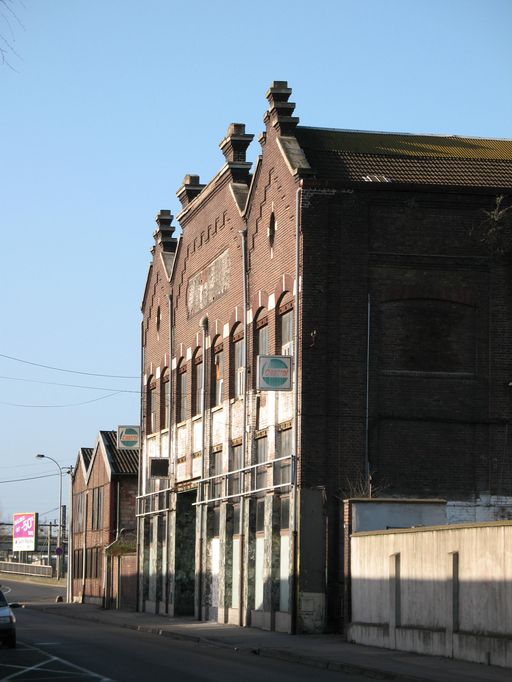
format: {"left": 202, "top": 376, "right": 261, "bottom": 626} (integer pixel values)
{"left": 13, "top": 512, "right": 38, "bottom": 552}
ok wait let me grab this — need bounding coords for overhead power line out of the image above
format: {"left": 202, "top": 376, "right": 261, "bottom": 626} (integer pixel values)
{"left": 0, "top": 375, "right": 139, "bottom": 393}
{"left": 0, "top": 391, "right": 127, "bottom": 408}
{"left": 0, "top": 472, "right": 59, "bottom": 484}
{"left": 0, "top": 353, "right": 139, "bottom": 379}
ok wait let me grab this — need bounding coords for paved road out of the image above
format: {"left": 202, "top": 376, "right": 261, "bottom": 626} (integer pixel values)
{"left": 0, "top": 580, "right": 376, "bottom": 682}
{"left": 0, "top": 577, "right": 65, "bottom": 604}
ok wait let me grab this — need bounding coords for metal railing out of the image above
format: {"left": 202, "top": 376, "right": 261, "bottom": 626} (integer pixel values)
{"left": 195, "top": 454, "right": 293, "bottom": 505}
{"left": 136, "top": 454, "right": 294, "bottom": 515}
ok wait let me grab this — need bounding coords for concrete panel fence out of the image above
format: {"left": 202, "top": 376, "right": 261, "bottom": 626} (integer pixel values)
{"left": 347, "top": 521, "right": 512, "bottom": 669}
{"left": 0, "top": 561, "right": 53, "bottom": 578}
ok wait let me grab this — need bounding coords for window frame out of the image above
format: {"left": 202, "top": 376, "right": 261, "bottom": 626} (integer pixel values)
{"left": 192, "top": 352, "right": 203, "bottom": 417}
{"left": 279, "top": 303, "right": 294, "bottom": 357}
{"left": 231, "top": 328, "right": 244, "bottom": 400}
{"left": 212, "top": 342, "right": 224, "bottom": 407}
{"left": 161, "top": 371, "right": 170, "bottom": 430}
{"left": 147, "top": 380, "right": 157, "bottom": 434}
{"left": 177, "top": 361, "right": 187, "bottom": 423}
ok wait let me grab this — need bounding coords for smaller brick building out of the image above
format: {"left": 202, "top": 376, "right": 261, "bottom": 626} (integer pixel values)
{"left": 70, "top": 430, "right": 138, "bottom": 608}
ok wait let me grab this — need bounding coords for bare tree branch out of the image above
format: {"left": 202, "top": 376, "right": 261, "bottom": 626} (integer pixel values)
{"left": 0, "top": 0, "right": 24, "bottom": 71}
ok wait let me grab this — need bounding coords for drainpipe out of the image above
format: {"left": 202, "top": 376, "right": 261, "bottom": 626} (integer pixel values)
{"left": 67, "top": 472, "right": 73, "bottom": 603}
{"left": 115, "top": 480, "right": 121, "bottom": 609}
{"left": 81, "top": 491, "right": 88, "bottom": 603}
{"left": 136, "top": 319, "right": 144, "bottom": 612}
{"left": 291, "top": 185, "right": 302, "bottom": 634}
{"left": 197, "top": 314, "right": 209, "bottom": 620}
{"left": 365, "top": 294, "right": 371, "bottom": 493}
{"left": 165, "top": 294, "right": 174, "bottom": 614}
{"left": 239, "top": 227, "right": 248, "bottom": 626}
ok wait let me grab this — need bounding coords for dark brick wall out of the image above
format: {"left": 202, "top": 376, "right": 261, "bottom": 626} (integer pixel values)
{"left": 298, "top": 187, "right": 512, "bottom": 501}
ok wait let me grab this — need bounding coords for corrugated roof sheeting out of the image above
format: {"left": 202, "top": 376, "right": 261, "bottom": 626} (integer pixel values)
{"left": 80, "top": 447, "right": 93, "bottom": 468}
{"left": 101, "top": 430, "right": 139, "bottom": 475}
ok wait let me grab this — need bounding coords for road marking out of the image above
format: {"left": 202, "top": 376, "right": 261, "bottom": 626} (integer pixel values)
{"left": 2, "top": 642, "right": 113, "bottom": 681}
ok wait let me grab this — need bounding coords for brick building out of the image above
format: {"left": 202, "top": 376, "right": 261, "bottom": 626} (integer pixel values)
{"left": 138, "top": 81, "right": 512, "bottom": 632}
{"left": 71, "top": 430, "right": 138, "bottom": 608}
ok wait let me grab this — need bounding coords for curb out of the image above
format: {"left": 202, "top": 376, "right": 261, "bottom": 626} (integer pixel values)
{"left": 27, "top": 605, "right": 443, "bottom": 682}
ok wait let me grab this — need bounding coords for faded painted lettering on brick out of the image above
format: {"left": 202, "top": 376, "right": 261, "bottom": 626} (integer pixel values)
{"left": 187, "top": 250, "right": 230, "bottom": 316}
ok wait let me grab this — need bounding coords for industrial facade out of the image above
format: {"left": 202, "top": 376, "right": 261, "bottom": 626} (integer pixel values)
{"left": 138, "top": 81, "right": 512, "bottom": 632}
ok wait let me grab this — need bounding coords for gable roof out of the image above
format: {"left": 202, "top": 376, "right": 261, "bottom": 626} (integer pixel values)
{"left": 81, "top": 447, "right": 93, "bottom": 469}
{"left": 100, "top": 430, "right": 139, "bottom": 475}
{"left": 294, "top": 127, "right": 512, "bottom": 189}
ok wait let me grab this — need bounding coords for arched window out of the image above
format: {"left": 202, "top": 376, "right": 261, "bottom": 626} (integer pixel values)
{"left": 177, "top": 360, "right": 187, "bottom": 423}
{"left": 278, "top": 296, "right": 294, "bottom": 356}
{"left": 192, "top": 350, "right": 203, "bottom": 417}
{"left": 147, "top": 377, "right": 156, "bottom": 434}
{"left": 255, "top": 309, "right": 269, "bottom": 356}
{"left": 212, "top": 337, "right": 224, "bottom": 407}
{"left": 231, "top": 325, "right": 244, "bottom": 399}
{"left": 161, "top": 369, "right": 170, "bottom": 430}
{"left": 253, "top": 308, "right": 269, "bottom": 389}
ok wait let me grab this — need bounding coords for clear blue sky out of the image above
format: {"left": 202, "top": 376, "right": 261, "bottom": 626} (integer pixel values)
{"left": 1, "top": 0, "right": 511, "bottom": 523}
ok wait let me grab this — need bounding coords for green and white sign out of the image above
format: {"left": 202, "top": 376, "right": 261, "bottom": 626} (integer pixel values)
{"left": 256, "top": 355, "right": 292, "bottom": 391}
{"left": 117, "top": 425, "right": 140, "bottom": 449}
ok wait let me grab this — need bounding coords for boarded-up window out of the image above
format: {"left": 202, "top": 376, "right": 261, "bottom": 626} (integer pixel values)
{"left": 379, "top": 299, "right": 476, "bottom": 373}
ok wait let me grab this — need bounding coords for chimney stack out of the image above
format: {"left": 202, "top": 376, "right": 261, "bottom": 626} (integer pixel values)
{"left": 176, "top": 174, "right": 205, "bottom": 208}
{"left": 219, "top": 123, "right": 254, "bottom": 185}
{"left": 153, "top": 209, "right": 177, "bottom": 253}
{"left": 265, "top": 81, "right": 299, "bottom": 136}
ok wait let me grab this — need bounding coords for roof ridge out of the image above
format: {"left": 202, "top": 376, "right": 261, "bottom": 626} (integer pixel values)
{"left": 298, "top": 125, "right": 512, "bottom": 143}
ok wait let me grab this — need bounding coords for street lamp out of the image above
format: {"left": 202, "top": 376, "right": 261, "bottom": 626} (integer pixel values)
{"left": 36, "top": 454, "right": 65, "bottom": 580}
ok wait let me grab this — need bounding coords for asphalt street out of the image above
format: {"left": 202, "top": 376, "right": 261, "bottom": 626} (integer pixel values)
{"left": 0, "top": 579, "right": 375, "bottom": 682}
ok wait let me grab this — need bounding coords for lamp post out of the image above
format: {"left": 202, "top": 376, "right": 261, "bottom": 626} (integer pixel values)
{"left": 36, "top": 454, "right": 64, "bottom": 580}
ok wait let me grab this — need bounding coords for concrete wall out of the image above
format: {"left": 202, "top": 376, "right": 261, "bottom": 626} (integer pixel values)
{"left": 347, "top": 521, "right": 512, "bottom": 668}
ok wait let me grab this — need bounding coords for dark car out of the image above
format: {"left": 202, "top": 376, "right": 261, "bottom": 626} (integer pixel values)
{"left": 0, "top": 588, "right": 16, "bottom": 648}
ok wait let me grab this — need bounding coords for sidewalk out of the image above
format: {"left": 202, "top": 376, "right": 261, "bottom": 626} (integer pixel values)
{"left": 29, "top": 601, "right": 511, "bottom": 682}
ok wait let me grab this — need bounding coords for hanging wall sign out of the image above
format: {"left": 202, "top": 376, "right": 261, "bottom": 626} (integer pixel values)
{"left": 256, "top": 355, "right": 293, "bottom": 391}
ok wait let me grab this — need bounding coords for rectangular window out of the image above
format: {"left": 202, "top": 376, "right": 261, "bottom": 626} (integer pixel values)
{"left": 150, "top": 458, "right": 170, "bottom": 478}
{"left": 233, "top": 337, "right": 244, "bottom": 398}
{"left": 162, "top": 378, "right": 170, "bottom": 429}
{"left": 177, "top": 366, "right": 187, "bottom": 422}
{"left": 73, "top": 549, "right": 83, "bottom": 578}
{"left": 92, "top": 487, "right": 103, "bottom": 531}
{"left": 210, "top": 449, "right": 223, "bottom": 501}
{"left": 229, "top": 443, "right": 242, "bottom": 496}
{"left": 232, "top": 503, "right": 241, "bottom": 535}
{"left": 211, "top": 507, "right": 220, "bottom": 537}
{"left": 275, "top": 427, "right": 292, "bottom": 486}
{"left": 192, "top": 357, "right": 203, "bottom": 417}
{"left": 73, "top": 492, "right": 85, "bottom": 532}
{"left": 280, "top": 496, "right": 290, "bottom": 530}
{"left": 256, "top": 498, "right": 265, "bottom": 533}
{"left": 213, "top": 346, "right": 224, "bottom": 407}
{"left": 86, "top": 548, "right": 91, "bottom": 578}
{"left": 280, "top": 309, "right": 293, "bottom": 356}
{"left": 148, "top": 384, "right": 156, "bottom": 433}
{"left": 254, "top": 434, "right": 268, "bottom": 490}
{"left": 257, "top": 323, "right": 269, "bottom": 356}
